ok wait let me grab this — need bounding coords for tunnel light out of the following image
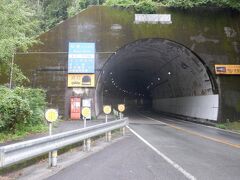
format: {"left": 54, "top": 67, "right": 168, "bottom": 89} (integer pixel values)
{"left": 168, "top": 71, "right": 171, "bottom": 75}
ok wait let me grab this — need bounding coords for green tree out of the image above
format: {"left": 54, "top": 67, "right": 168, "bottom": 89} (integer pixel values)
{"left": 0, "top": 0, "right": 41, "bottom": 85}
{"left": 42, "top": 0, "right": 70, "bottom": 29}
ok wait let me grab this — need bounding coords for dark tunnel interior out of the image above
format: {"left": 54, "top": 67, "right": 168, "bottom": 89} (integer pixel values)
{"left": 96, "top": 38, "right": 219, "bottom": 121}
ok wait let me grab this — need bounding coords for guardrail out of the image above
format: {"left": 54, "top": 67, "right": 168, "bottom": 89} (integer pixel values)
{"left": 0, "top": 118, "right": 128, "bottom": 168}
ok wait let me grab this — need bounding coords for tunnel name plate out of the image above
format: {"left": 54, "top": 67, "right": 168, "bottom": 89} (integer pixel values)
{"left": 68, "top": 74, "right": 95, "bottom": 87}
{"left": 215, "top": 64, "right": 240, "bottom": 75}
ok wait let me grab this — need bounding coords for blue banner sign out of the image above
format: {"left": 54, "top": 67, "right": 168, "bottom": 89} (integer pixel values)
{"left": 68, "top": 42, "right": 95, "bottom": 73}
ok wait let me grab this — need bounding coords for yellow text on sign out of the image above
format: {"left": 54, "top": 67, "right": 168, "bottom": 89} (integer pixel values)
{"left": 215, "top": 64, "right": 240, "bottom": 75}
{"left": 45, "top": 109, "right": 58, "bottom": 122}
{"left": 118, "top": 104, "right": 125, "bottom": 112}
{"left": 82, "top": 107, "right": 91, "bottom": 118}
{"left": 103, "top": 105, "right": 112, "bottom": 115}
{"left": 68, "top": 74, "right": 95, "bottom": 87}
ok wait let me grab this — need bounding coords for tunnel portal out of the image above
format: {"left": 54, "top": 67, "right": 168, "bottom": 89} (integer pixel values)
{"left": 2, "top": 6, "right": 239, "bottom": 122}
{"left": 96, "top": 38, "right": 219, "bottom": 121}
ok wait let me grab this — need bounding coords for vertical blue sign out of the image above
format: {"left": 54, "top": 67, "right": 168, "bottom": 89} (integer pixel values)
{"left": 68, "top": 42, "right": 95, "bottom": 73}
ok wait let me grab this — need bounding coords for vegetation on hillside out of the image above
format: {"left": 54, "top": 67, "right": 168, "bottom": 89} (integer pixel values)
{"left": 216, "top": 121, "right": 240, "bottom": 133}
{"left": 0, "top": 0, "right": 41, "bottom": 85}
{"left": 0, "top": 86, "right": 47, "bottom": 142}
{"left": 105, "top": 0, "right": 240, "bottom": 13}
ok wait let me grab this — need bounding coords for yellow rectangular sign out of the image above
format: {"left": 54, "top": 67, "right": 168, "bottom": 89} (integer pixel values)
{"left": 68, "top": 74, "right": 95, "bottom": 87}
{"left": 215, "top": 64, "right": 240, "bottom": 75}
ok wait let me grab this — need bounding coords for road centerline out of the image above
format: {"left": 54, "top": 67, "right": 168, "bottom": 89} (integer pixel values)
{"left": 140, "top": 114, "right": 240, "bottom": 149}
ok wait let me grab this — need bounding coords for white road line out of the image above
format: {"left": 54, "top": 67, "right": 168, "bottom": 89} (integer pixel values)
{"left": 140, "top": 114, "right": 167, "bottom": 125}
{"left": 142, "top": 113, "right": 240, "bottom": 135}
{"left": 127, "top": 125, "right": 197, "bottom": 180}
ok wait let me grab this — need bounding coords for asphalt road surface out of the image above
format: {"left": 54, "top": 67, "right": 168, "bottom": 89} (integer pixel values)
{"left": 47, "top": 112, "right": 240, "bottom": 180}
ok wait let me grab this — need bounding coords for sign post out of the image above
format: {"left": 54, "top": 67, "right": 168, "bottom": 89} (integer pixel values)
{"left": 82, "top": 107, "right": 91, "bottom": 151}
{"left": 118, "top": 104, "right": 126, "bottom": 136}
{"left": 118, "top": 104, "right": 125, "bottom": 119}
{"left": 103, "top": 105, "right": 112, "bottom": 141}
{"left": 45, "top": 109, "right": 58, "bottom": 167}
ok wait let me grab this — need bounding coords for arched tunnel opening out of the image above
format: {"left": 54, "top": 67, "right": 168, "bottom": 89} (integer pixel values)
{"left": 96, "top": 38, "right": 219, "bottom": 121}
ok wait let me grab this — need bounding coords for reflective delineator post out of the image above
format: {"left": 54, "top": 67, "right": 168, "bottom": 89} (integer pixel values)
{"left": 45, "top": 108, "right": 58, "bottom": 167}
{"left": 83, "top": 117, "right": 87, "bottom": 151}
{"left": 49, "top": 122, "right": 57, "bottom": 167}
{"left": 105, "top": 115, "right": 108, "bottom": 141}
{"left": 105, "top": 115, "right": 111, "bottom": 141}
{"left": 48, "top": 122, "right": 52, "bottom": 167}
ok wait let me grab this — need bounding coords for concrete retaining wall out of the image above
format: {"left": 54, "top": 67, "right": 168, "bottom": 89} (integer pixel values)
{"left": 153, "top": 95, "right": 219, "bottom": 121}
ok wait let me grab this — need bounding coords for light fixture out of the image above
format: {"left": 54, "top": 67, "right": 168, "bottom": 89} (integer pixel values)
{"left": 157, "top": 77, "right": 160, "bottom": 81}
{"left": 168, "top": 71, "right": 171, "bottom": 75}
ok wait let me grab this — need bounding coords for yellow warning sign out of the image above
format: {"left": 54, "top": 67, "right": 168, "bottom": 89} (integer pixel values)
{"left": 82, "top": 107, "right": 91, "bottom": 118}
{"left": 215, "top": 64, "right": 240, "bottom": 75}
{"left": 103, "top": 105, "right": 112, "bottom": 115}
{"left": 68, "top": 74, "right": 95, "bottom": 87}
{"left": 118, "top": 104, "right": 125, "bottom": 112}
{"left": 45, "top": 109, "right": 58, "bottom": 122}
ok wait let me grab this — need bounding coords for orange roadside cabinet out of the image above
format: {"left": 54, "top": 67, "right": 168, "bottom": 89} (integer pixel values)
{"left": 70, "top": 97, "right": 81, "bottom": 120}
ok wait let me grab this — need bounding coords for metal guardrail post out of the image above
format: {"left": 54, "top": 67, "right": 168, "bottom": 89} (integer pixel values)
{"left": 86, "top": 138, "right": 91, "bottom": 151}
{"left": 0, "top": 149, "right": 4, "bottom": 168}
{"left": 106, "top": 131, "right": 112, "bottom": 142}
{"left": 122, "top": 127, "right": 126, "bottom": 136}
{"left": 51, "top": 150, "right": 58, "bottom": 167}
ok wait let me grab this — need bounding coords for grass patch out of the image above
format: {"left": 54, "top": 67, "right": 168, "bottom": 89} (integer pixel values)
{"left": 216, "top": 121, "right": 240, "bottom": 133}
{"left": 0, "top": 124, "right": 48, "bottom": 144}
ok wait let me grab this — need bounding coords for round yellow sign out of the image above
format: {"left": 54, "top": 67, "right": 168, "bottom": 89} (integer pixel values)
{"left": 103, "top": 105, "right": 112, "bottom": 115}
{"left": 118, "top": 104, "right": 125, "bottom": 112}
{"left": 82, "top": 107, "right": 91, "bottom": 118}
{"left": 45, "top": 109, "right": 58, "bottom": 122}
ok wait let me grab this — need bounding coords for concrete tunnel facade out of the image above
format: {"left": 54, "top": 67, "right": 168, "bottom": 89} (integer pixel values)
{"left": 2, "top": 6, "right": 240, "bottom": 122}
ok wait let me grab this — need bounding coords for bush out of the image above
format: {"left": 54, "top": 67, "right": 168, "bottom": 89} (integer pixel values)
{"left": 14, "top": 87, "right": 46, "bottom": 126}
{"left": 0, "top": 93, "right": 31, "bottom": 131}
{"left": 104, "top": 0, "right": 136, "bottom": 8}
{"left": 135, "top": 0, "right": 157, "bottom": 14}
{"left": 0, "top": 86, "right": 46, "bottom": 132}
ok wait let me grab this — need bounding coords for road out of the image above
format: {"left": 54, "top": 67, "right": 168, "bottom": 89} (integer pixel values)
{"left": 47, "top": 112, "right": 240, "bottom": 180}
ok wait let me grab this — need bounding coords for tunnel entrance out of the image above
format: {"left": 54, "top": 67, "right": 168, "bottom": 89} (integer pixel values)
{"left": 96, "top": 38, "right": 219, "bottom": 121}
